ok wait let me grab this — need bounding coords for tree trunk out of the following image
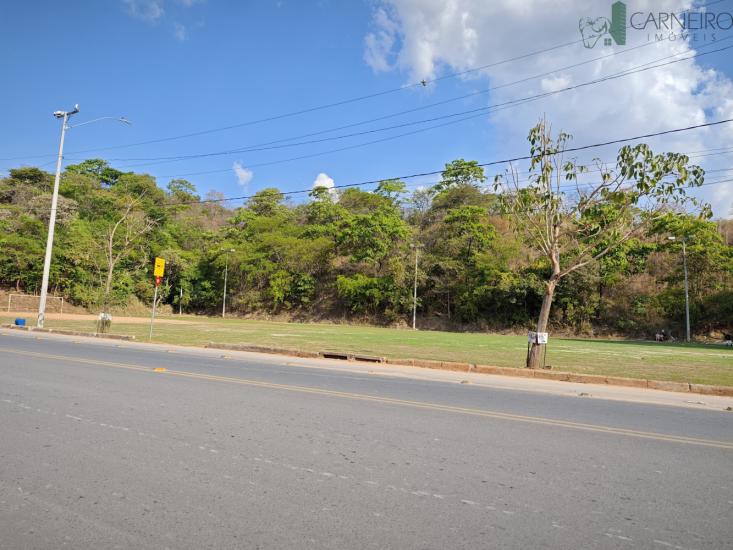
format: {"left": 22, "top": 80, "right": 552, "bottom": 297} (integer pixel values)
{"left": 527, "top": 278, "right": 557, "bottom": 369}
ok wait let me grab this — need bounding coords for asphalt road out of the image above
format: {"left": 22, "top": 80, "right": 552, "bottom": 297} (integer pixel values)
{"left": 1, "top": 330, "right": 732, "bottom": 549}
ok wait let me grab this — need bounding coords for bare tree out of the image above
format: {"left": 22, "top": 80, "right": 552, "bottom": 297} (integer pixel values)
{"left": 100, "top": 196, "right": 157, "bottom": 315}
{"left": 494, "top": 119, "right": 706, "bottom": 369}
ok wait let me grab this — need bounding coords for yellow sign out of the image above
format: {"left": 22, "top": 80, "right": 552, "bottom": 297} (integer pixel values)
{"left": 154, "top": 257, "right": 166, "bottom": 277}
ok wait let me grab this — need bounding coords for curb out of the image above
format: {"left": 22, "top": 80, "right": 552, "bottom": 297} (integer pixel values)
{"left": 3, "top": 327, "right": 730, "bottom": 397}
{"left": 1, "top": 324, "right": 135, "bottom": 341}
{"left": 205, "top": 342, "right": 320, "bottom": 359}
{"left": 207, "top": 343, "right": 733, "bottom": 397}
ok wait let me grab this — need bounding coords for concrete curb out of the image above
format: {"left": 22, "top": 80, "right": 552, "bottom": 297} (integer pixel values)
{"left": 207, "top": 342, "right": 733, "bottom": 397}
{"left": 4, "top": 328, "right": 730, "bottom": 397}
{"left": 205, "top": 342, "right": 320, "bottom": 359}
{"left": 1, "top": 324, "right": 135, "bottom": 341}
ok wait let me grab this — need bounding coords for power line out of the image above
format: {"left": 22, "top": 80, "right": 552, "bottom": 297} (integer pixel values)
{"left": 141, "top": 44, "right": 733, "bottom": 179}
{"left": 153, "top": 118, "right": 733, "bottom": 207}
{"left": 160, "top": 175, "right": 733, "bottom": 210}
{"left": 503, "top": 151, "right": 733, "bottom": 183}
{"left": 2, "top": 0, "right": 727, "bottom": 163}
{"left": 0, "top": 37, "right": 591, "bottom": 162}
{"left": 108, "top": 32, "right": 692, "bottom": 165}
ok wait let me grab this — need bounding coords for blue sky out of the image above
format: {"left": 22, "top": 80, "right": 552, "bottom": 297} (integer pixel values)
{"left": 2, "top": 0, "right": 733, "bottom": 215}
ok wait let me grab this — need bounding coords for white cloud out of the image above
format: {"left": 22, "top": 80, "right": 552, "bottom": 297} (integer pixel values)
{"left": 312, "top": 172, "right": 335, "bottom": 190}
{"left": 123, "top": 0, "right": 164, "bottom": 22}
{"left": 173, "top": 22, "right": 187, "bottom": 40}
{"left": 312, "top": 172, "right": 337, "bottom": 196}
{"left": 364, "top": 7, "right": 400, "bottom": 72}
{"left": 540, "top": 74, "right": 571, "bottom": 92}
{"left": 364, "top": 0, "right": 733, "bottom": 216}
{"left": 233, "top": 162, "right": 253, "bottom": 186}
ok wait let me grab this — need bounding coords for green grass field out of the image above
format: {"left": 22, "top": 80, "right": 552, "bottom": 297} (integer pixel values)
{"left": 3, "top": 314, "right": 732, "bottom": 386}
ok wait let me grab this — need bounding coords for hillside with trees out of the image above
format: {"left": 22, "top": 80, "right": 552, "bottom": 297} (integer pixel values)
{"left": 1, "top": 124, "right": 731, "bottom": 340}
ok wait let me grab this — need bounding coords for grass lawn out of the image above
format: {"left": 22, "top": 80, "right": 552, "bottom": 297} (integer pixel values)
{"left": 3, "top": 314, "right": 732, "bottom": 386}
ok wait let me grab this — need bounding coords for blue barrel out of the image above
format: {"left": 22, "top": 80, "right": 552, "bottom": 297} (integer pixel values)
{"left": 14, "top": 318, "right": 26, "bottom": 326}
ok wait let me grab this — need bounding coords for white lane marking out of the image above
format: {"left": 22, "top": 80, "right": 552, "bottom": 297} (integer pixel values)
{"left": 605, "top": 532, "right": 633, "bottom": 542}
{"left": 653, "top": 540, "right": 697, "bottom": 550}
{"left": 2, "top": 395, "right": 529, "bottom": 520}
{"left": 2, "top": 398, "right": 156, "bottom": 439}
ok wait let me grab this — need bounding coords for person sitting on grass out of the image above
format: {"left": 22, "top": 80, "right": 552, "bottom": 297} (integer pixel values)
{"left": 725, "top": 333, "right": 732, "bottom": 347}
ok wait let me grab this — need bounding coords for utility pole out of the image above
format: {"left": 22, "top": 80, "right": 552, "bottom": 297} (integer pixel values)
{"left": 149, "top": 283, "right": 159, "bottom": 341}
{"left": 37, "top": 107, "right": 129, "bottom": 328}
{"left": 410, "top": 243, "right": 423, "bottom": 330}
{"left": 222, "top": 248, "right": 235, "bottom": 318}
{"left": 668, "top": 236, "right": 691, "bottom": 343}
{"left": 682, "top": 239, "right": 690, "bottom": 343}
{"left": 37, "top": 105, "right": 79, "bottom": 328}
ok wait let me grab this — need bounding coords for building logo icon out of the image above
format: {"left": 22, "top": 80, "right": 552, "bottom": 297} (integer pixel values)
{"left": 579, "top": 1, "right": 627, "bottom": 48}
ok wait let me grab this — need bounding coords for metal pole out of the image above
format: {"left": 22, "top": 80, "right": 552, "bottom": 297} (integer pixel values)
{"left": 179, "top": 287, "right": 183, "bottom": 315}
{"left": 682, "top": 240, "right": 690, "bottom": 343}
{"left": 149, "top": 284, "right": 159, "bottom": 341}
{"left": 222, "top": 257, "right": 228, "bottom": 318}
{"left": 412, "top": 245, "right": 419, "bottom": 330}
{"left": 37, "top": 114, "right": 68, "bottom": 328}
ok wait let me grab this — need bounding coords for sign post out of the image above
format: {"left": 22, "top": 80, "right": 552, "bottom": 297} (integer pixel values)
{"left": 149, "top": 258, "right": 165, "bottom": 340}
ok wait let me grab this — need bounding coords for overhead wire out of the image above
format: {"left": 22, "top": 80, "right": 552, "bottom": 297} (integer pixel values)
{"left": 150, "top": 118, "right": 733, "bottom": 207}
{"left": 132, "top": 44, "right": 733, "bottom": 180}
{"left": 107, "top": 32, "right": 701, "bottom": 165}
{"left": 1, "top": 0, "right": 728, "bottom": 163}
{"left": 110, "top": 38, "right": 733, "bottom": 172}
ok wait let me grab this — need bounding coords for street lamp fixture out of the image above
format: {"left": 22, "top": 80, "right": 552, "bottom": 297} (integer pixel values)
{"left": 37, "top": 105, "right": 131, "bottom": 328}
{"left": 668, "top": 236, "right": 691, "bottom": 343}
{"left": 68, "top": 116, "right": 131, "bottom": 129}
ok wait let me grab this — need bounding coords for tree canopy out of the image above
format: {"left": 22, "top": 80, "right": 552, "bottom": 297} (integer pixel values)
{"left": 1, "top": 123, "right": 730, "bottom": 342}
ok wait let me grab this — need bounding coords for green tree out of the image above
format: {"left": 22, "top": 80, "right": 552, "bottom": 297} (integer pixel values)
{"left": 495, "top": 119, "right": 706, "bottom": 368}
{"left": 66, "top": 159, "right": 124, "bottom": 187}
{"left": 433, "top": 159, "right": 486, "bottom": 193}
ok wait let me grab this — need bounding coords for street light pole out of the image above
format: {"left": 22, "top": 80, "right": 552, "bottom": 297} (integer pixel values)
{"left": 668, "top": 236, "right": 691, "bottom": 343}
{"left": 410, "top": 243, "right": 422, "bottom": 330}
{"left": 222, "top": 248, "right": 235, "bottom": 318}
{"left": 37, "top": 107, "right": 130, "bottom": 328}
{"left": 682, "top": 239, "right": 691, "bottom": 343}
{"left": 37, "top": 106, "right": 78, "bottom": 328}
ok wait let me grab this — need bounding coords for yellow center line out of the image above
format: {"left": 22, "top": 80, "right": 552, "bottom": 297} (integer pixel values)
{"left": 4, "top": 347, "right": 732, "bottom": 450}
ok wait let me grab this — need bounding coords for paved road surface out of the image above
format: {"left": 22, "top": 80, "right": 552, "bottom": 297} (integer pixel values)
{"left": 1, "top": 330, "right": 731, "bottom": 549}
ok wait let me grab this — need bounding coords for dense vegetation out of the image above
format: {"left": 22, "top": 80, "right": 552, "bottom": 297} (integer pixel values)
{"left": 1, "top": 131, "right": 731, "bottom": 339}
